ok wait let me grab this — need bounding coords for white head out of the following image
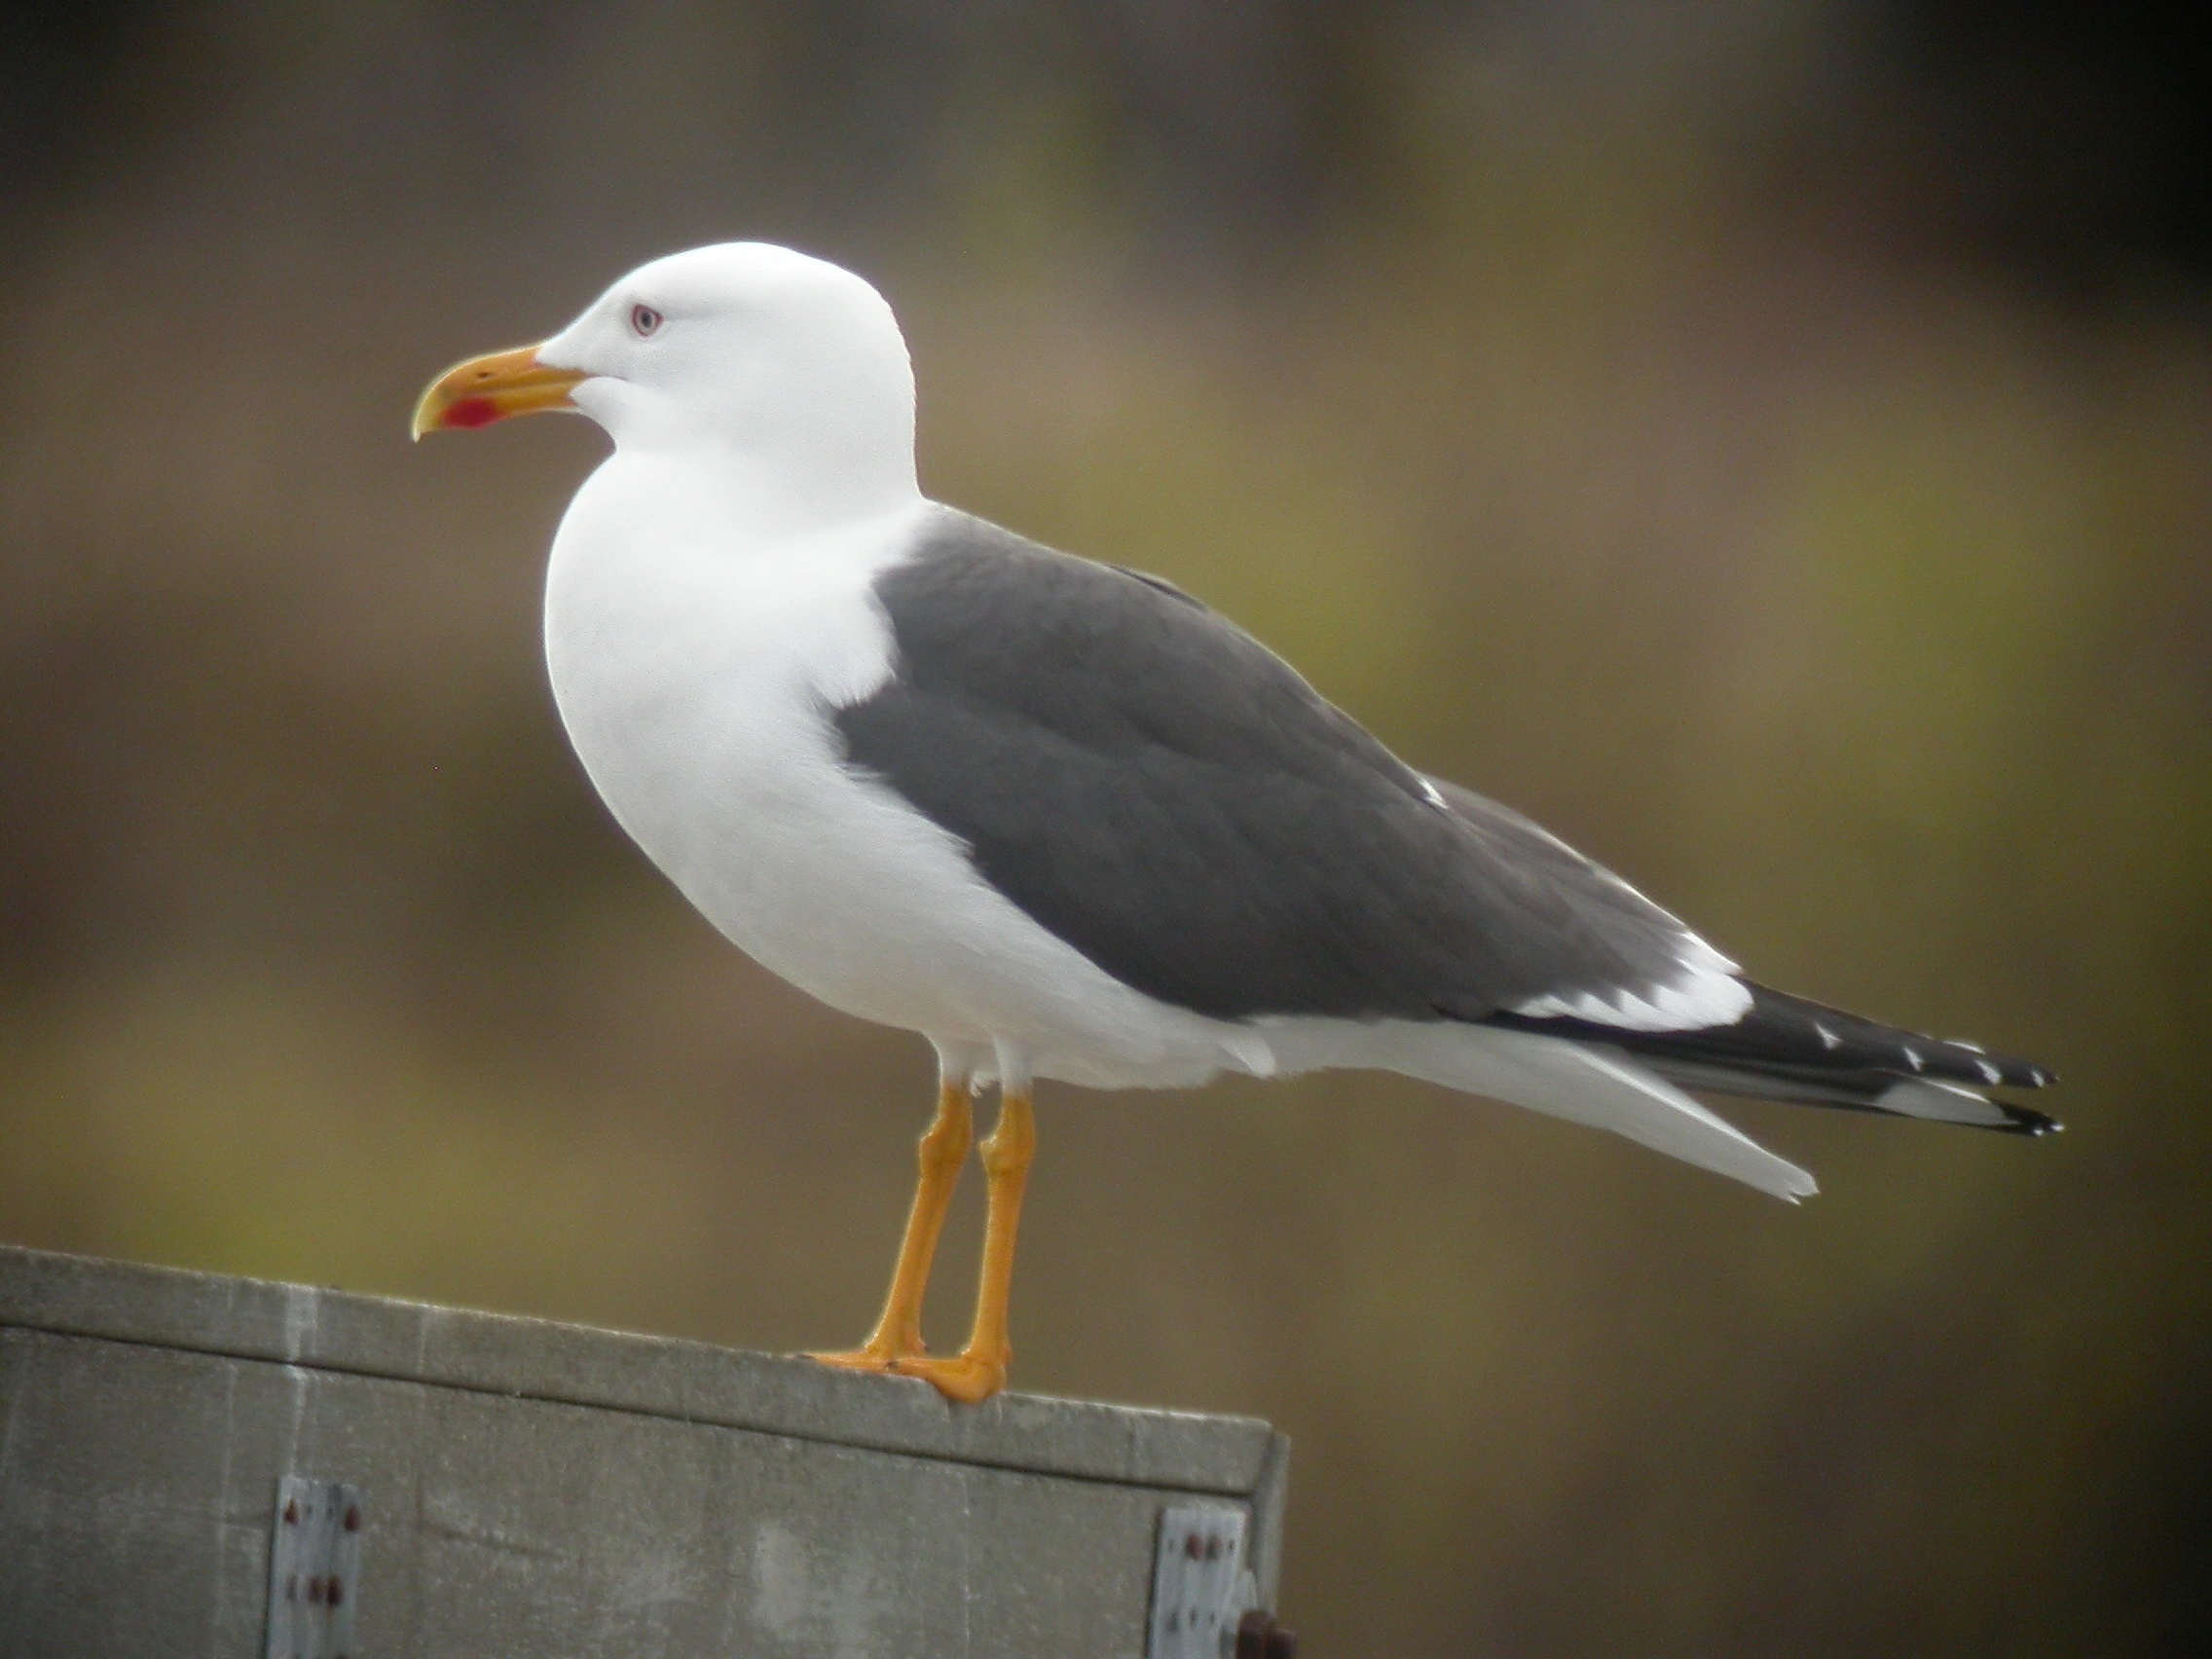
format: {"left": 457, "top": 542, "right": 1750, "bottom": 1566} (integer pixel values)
{"left": 415, "top": 242, "right": 921, "bottom": 526}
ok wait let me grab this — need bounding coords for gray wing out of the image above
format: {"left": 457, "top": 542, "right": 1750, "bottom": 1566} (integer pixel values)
{"left": 833, "top": 507, "right": 1724, "bottom": 1025}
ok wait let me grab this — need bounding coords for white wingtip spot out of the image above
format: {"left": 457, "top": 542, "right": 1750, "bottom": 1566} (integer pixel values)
{"left": 1903, "top": 1045, "right": 1925, "bottom": 1072}
{"left": 1976, "top": 1059, "right": 2003, "bottom": 1086}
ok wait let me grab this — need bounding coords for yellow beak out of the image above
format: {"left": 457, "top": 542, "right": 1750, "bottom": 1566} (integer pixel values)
{"left": 411, "top": 344, "right": 587, "bottom": 439}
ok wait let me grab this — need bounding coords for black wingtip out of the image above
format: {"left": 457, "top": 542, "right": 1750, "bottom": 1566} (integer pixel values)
{"left": 1996, "top": 1101, "right": 2064, "bottom": 1137}
{"left": 1944, "top": 1041, "right": 2057, "bottom": 1090}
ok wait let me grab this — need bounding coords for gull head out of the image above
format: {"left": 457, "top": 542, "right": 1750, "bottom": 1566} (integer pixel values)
{"left": 413, "top": 242, "right": 919, "bottom": 508}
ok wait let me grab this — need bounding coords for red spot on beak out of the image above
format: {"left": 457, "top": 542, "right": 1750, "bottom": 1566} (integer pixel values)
{"left": 443, "top": 396, "right": 502, "bottom": 429}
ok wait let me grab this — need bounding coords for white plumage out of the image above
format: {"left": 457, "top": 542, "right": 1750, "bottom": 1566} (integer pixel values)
{"left": 524, "top": 242, "right": 1813, "bottom": 1199}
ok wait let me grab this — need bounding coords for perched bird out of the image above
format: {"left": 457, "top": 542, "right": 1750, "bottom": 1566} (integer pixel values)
{"left": 415, "top": 242, "right": 2056, "bottom": 1403}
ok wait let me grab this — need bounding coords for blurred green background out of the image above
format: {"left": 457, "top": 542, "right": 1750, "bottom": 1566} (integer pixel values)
{"left": 3, "top": 3, "right": 2208, "bottom": 1653}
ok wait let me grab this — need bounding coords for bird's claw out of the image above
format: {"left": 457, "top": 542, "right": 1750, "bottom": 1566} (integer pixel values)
{"left": 802, "top": 1345, "right": 1008, "bottom": 1404}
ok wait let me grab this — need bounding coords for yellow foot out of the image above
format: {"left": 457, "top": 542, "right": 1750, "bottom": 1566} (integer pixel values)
{"left": 801, "top": 1346, "right": 1007, "bottom": 1404}
{"left": 883, "top": 1349, "right": 1007, "bottom": 1404}
{"left": 802, "top": 1344, "right": 914, "bottom": 1374}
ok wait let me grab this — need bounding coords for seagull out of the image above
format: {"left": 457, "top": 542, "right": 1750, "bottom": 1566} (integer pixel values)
{"left": 414, "top": 242, "right": 2057, "bottom": 1403}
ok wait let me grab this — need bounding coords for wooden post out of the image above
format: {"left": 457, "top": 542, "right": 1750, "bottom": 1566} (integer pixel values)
{"left": 0, "top": 1244, "right": 1288, "bottom": 1657}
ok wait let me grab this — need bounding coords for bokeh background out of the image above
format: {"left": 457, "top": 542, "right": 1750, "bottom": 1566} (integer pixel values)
{"left": 4, "top": 3, "right": 2208, "bottom": 1653}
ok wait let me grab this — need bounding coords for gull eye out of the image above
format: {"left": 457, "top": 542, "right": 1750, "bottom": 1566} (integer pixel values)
{"left": 630, "top": 304, "right": 662, "bottom": 337}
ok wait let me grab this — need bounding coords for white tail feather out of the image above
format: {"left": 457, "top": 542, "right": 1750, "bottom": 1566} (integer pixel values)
{"left": 1329, "top": 1022, "right": 1819, "bottom": 1201}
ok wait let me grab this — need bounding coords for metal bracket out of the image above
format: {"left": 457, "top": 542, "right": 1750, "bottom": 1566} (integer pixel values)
{"left": 1148, "top": 1505, "right": 1256, "bottom": 1658}
{"left": 263, "top": 1476, "right": 363, "bottom": 1659}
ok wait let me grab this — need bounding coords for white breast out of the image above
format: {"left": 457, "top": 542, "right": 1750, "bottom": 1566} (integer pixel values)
{"left": 540, "top": 460, "right": 1255, "bottom": 1088}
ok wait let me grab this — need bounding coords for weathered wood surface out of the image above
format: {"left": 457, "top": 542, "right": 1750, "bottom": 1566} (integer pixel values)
{"left": 0, "top": 1244, "right": 1287, "bottom": 1658}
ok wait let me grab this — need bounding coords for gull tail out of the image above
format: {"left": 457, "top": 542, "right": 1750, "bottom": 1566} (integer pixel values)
{"left": 1350, "top": 1021, "right": 1820, "bottom": 1202}
{"left": 1486, "top": 981, "right": 2060, "bottom": 1137}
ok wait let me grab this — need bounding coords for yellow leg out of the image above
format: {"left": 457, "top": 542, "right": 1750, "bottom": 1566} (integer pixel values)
{"left": 892, "top": 1087, "right": 1035, "bottom": 1404}
{"left": 808, "top": 1077, "right": 972, "bottom": 1370}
